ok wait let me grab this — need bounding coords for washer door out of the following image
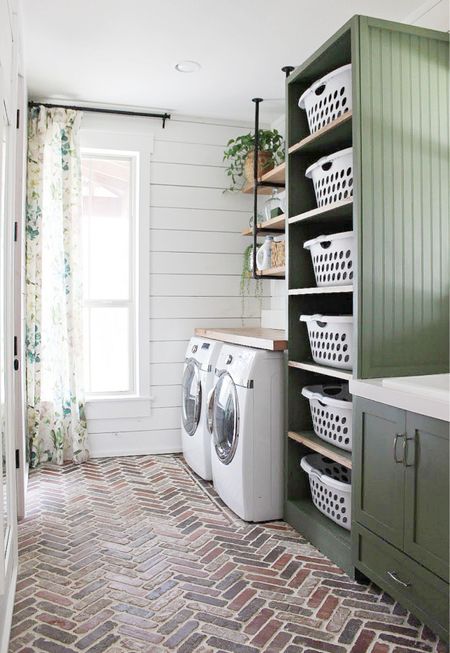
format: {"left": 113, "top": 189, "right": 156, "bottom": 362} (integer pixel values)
{"left": 213, "top": 372, "right": 239, "bottom": 465}
{"left": 182, "top": 359, "right": 202, "bottom": 436}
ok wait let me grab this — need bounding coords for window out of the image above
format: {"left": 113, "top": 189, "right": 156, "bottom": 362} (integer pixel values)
{"left": 81, "top": 152, "right": 138, "bottom": 396}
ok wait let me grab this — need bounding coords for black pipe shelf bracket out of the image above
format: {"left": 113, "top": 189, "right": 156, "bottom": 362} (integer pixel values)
{"left": 28, "top": 101, "right": 171, "bottom": 128}
{"left": 250, "top": 65, "right": 294, "bottom": 280}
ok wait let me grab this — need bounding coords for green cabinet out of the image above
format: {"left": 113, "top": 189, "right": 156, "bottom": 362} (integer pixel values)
{"left": 403, "top": 413, "right": 449, "bottom": 581}
{"left": 285, "top": 13, "right": 449, "bottom": 590}
{"left": 353, "top": 400, "right": 405, "bottom": 548}
{"left": 352, "top": 396, "right": 449, "bottom": 640}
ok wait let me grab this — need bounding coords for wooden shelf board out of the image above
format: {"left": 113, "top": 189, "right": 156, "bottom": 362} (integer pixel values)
{"left": 242, "top": 182, "right": 273, "bottom": 195}
{"left": 241, "top": 213, "right": 285, "bottom": 236}
{"left": 261, "top": 161, "right": 285, "bottom": 184}
{"left": 289, "top": 112, "right": 352, "bottom": 155}
{"left": 194, "top": 327, "right": 287, "bottom": 351}
{"left": 288, "top": 430, "right": 352, "bottom": 468}
{"left": 288, "top": 360, "right": 353, "bottom": 381}
{"left": 289, "top": 285, "right": 353, "bottom": 295}
{"left": 256, "top": 266, "right": 285, "bottom": 278}
{"left": 242, "top": 161, "right": 286, "bottom": 194}
{"left": 289, "top": 198, "right": 353, "bottom": 225}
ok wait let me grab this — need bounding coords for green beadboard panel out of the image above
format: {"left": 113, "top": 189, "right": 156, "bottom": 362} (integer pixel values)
{"left": 357, "top": 19, "right": 449, "bottom": 378}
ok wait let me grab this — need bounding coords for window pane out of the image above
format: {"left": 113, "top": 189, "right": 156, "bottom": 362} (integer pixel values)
{"left": 81, "top": 157, "right": 132, "bottom": 301}
{"left": 86, "top": 307, "right": 131, "bottom": 393}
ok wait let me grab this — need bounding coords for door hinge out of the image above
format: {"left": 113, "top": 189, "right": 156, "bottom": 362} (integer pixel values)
{"left": 16, "top": 109, "right": 20, "bottom": 129}
{"left": 15, "top": 449, "right": 20, "bottom": 469}
{"left": 14, "top": 221, "right": 18, "bottom": 242}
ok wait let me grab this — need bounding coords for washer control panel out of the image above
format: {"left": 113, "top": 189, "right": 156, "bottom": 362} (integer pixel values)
{"left": 216, "top": 345, "right": 257, "bottom": 388}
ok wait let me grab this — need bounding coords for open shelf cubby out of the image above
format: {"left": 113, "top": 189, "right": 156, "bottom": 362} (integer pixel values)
{"left": 285, "top": 18, "right": 355, "bottom": 575}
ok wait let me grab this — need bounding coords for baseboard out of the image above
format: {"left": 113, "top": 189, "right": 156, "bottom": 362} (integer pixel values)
{"left": 88, "top": 428, "right": 182, "bottom": 458}
{"left": 0, "top": 562, "right": 18, "bottom": 653}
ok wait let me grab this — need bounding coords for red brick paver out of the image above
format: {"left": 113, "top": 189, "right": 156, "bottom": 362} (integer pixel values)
{"left": 8, "top": 455, "right": 447, "bottom": 653}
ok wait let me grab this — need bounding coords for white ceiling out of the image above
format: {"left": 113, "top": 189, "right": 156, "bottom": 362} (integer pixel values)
{"left": 22, "top": 0, "right": 425, "bottom": 123}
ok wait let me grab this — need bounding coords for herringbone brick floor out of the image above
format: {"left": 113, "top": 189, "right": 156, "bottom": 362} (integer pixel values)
{"left": 9, "top": 455, "right": 447, "bottom": 653}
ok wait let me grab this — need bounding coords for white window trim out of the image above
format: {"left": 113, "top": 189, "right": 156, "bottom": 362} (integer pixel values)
{"left": 79, "top": 126, "right": 153, "bottom": 420}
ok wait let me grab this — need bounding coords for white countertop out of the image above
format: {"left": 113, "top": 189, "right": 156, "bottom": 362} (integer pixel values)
{"left": 349, "top": 374, "right": 450, "bottom": 422}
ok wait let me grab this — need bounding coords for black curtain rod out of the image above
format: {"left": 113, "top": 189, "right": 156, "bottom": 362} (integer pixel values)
{"left": 28, "top": 101, "right": 171, "bottom": 128}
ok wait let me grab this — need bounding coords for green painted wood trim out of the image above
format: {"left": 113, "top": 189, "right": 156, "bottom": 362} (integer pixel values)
{"left": 285, "top": 498, "right": 354, "bottom": 576}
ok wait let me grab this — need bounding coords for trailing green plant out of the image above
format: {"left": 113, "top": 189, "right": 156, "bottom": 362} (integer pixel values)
{"left": 224, "top": 129, "right": 285, "bottom": 191}
{"left": 241, "top": 245, "right": 263, "bottom": 324}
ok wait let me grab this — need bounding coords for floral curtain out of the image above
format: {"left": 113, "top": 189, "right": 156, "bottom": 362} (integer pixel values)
{"left": 26, "top": 106, "right": 88, "bottom": 467}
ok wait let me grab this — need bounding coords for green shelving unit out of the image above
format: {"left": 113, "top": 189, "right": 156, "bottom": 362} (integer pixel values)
{"left": 284, "top": 15, "right": 449, "bottom": 576}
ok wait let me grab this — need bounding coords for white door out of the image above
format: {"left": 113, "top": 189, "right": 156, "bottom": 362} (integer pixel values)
{"left": 13, "top": 73, "right": 27, "bottom": 520}
{"left": 212, "top": 372, "right": 240, "bottom": 465}
{"left": 181, "top": 359, "right": 202, "bottom": 436}
{"left": 0, "top": 77, "right": 19, "bottom": 651}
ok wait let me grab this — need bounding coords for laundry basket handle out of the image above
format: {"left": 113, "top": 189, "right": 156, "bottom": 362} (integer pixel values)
{"left": 316, "top": 320, "right": 328, "bottom": 328}
{"left": 314, "top": 83, "right": 326, "bottom": 96}
{"left": 321, "top": 161, "right": 333, "bottom": 172}
{"left": 301, "top": 387, "right": 326, "bottom": 403}
{"left": 319, "top": 240, "right": 332, "bottom": 249}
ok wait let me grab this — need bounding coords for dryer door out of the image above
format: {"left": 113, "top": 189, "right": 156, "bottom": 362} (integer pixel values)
{"left": 182, "top": 359, "right": 202, "bottom": 436}
{"left": 212, "top": 372, "right": 239, "bottom": 465}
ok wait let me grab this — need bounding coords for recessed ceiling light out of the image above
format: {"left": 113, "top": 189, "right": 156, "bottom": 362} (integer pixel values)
{"left": 175, "top": 60, "right": 201, "bottom": 73}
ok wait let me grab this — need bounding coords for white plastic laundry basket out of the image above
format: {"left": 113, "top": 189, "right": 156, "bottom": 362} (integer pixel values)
{"left": 300, "top": 314, "right": 353, "bottom": 370}
{"left": 305, "top": 148, "right": 353, "bottom": 208}
{"left": 301, "top": 384, "right": 353, "bottom": 451}
{"left": 304, "top": 231, "right": 354, "bottom": 287}
{"left": 298, "top": 64, "right": 352, "bottom": 134}
{"left": 300, "top": 454, "right": 351, "bottom": 530}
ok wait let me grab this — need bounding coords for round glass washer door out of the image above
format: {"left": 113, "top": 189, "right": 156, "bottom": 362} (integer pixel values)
{"left": 182, "top": 359, "right": 202, "bottom": 436}
{"left": 213, "top": 372, "right": 239, "bottom": 465}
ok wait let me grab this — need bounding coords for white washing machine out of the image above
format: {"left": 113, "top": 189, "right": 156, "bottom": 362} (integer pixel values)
{"left": 209, "top": 344, "right": 284, "bottom": 522}
{"left": 181, "top": 336, "right": 222, "bottom": 480}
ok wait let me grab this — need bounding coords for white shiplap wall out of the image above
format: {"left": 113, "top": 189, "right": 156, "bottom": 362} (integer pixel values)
{"left": 85, "top": 113, "right": 269, "bottom": 456}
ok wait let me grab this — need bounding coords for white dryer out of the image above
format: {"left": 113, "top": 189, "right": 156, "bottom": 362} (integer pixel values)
{"left": 209, "top": 344, "right": 284, "bottom": 522}
{"left": 181, "top": 337, "right": 222, "bottom": 480}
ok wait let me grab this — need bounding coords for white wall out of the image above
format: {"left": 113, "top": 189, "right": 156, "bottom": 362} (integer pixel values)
{"left": 404, "top": 0, "right": 449, "bottom": 30}
{"left": 82, "top": 112, "right": 270, "bottom": 457}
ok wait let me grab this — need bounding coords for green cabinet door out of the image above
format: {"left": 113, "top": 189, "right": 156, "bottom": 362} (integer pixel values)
{"left": 404, "top": 413, "right": 449, "bottom": 581}
{"left": 353, "top": 397, "right": 406, "bottom": 548}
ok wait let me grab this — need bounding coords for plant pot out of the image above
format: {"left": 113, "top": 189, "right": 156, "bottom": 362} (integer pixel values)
{"left": 244, "top": 151, "right": 274, "bottom": 183}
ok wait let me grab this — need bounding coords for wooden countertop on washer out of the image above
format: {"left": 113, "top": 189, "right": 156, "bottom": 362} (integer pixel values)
{"left": 194, "top": 327, "right": 288, "bottom": 351}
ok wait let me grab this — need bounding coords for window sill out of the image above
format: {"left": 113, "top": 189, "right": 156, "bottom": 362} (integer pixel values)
{"left": 85, "top": 395, "right": 153, "bottom": 420}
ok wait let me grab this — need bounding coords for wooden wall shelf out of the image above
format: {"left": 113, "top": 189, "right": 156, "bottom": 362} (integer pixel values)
{"left": 288, "top": 430, "right": 352, "bottom": 468}
{"left": 256, "top": 265, "right": 285, "bottom": 278}
{"left": 241, "top": 213, "right": 285, "bottom": 236}
{"left": 243, "top": 161, "right": 286, "bottom": 194}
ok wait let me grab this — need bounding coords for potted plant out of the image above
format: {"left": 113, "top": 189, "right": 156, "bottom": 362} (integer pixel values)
{"left": 223, "top": 129, "right": 284, "bottom": 191}
{"left": 240, "top": 244, "right": 263, "bottom": 322}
